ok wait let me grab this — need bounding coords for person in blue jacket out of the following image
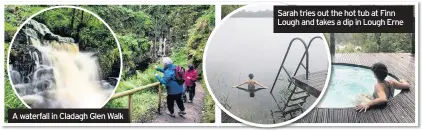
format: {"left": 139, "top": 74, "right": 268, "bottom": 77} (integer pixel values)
{"left": 155, "top": 57, "right": 186, "bottom": 117}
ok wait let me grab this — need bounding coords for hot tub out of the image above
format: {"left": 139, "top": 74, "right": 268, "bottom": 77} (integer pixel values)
{"left": 318, "top": 64, "right": 401, "bottom": 108}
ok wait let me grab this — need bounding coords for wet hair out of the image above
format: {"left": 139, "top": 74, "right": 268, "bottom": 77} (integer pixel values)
{"left": 371, "top": 62, "right": 388, "bottom": 81}
{"left": 248, "top": 73, "right": 254, "bottom": 79}
{"left": 249, "top": 92, "right": 255, "bottom": 97}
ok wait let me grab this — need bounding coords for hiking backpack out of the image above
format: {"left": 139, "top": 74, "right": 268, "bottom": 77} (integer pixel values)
{"left": 174, "top": 66, "right": 185, "bottom": 85}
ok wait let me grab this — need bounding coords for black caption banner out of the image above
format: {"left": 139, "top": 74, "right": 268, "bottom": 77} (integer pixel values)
{"left": 273, "top": 5, "right": 414, "bottom": 33}
{"left": 8, "top": 109, "right": 129, "bottom": 123}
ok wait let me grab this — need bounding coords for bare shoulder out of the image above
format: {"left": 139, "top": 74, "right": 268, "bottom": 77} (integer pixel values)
{"left": 251, "top": 80, "right": 258, "bottom": 84}
{"left": 374, "top": 83, "right": 385, "bottom": 91}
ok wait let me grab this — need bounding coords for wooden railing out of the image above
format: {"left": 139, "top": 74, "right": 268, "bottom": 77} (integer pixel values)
{"left": 110, "top": 82, "right": 163, "bottom": 122}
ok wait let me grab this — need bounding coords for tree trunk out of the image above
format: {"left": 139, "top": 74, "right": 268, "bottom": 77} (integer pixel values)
{"left": 70, "top": 8, "right": 76, "bottom": 37}
{"left": 76, "top": 11, "right": 84, "bottom": 45}
{"left": 411, "top": 33, "right": 415, "bottom": 54}
{"left": 329, "top": 33, "right": 335, "bottom": 57}
{"left": 163, "top": 37, "right": 167, "bottom": 56}
{"left": 375, "top": 33, "right": 381, "bottom": 52}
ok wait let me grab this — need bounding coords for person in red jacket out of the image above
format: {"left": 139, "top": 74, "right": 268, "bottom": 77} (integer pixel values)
{"left": 184, "top": 64, "right": 198, "bottom": 103}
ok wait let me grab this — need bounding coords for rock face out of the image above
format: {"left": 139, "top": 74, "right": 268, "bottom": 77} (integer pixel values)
{"left": 13, "top": 19, "right": 75, "bottom": 46}
{"left": 9, "top": 19, "right": 75, "bottom": 85}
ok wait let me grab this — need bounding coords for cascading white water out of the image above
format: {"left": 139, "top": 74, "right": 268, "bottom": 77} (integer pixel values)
{"left": 10, "top": 20, "right": 115, "bottom": 108}
{"left": 13, "top": 41, "right": 112, "bottom": 108}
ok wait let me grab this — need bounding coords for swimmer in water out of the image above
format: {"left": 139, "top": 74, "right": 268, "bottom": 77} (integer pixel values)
{"left": 232, "top": 73, "right": 269, "bottom": 97}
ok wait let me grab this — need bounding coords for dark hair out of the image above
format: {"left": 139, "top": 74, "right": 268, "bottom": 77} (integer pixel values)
{"left": 188, "top": 64, "right": 194, "bottom": 70}
{"left": 249, "top": 92, "right": 255, "bottom": 97}
{"left": 248, "top": 73, "right": 254, "bottom": 79}
{"left": 371, "top": 62, "right": 388, "bottom": 81}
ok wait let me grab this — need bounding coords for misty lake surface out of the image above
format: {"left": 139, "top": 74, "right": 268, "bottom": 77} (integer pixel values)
{"left": 205, "top": 18, "right": 329, "bottom": 124}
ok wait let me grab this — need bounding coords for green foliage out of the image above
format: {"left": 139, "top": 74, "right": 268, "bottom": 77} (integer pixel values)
{"left": 330, "top": 33, "right": 414, "bottom": 53}
{"left": 117, "top": 34, "right": 153, "bottom": 78}
{"left": 104, "top": 62, "right": 160, "bottom": 121}
{"left": 4, "top": 5, "right": 47, "bottom": 42}
{"left": 4, "top": 79, "right": 26, "bottom": 122}
{"left": 4, "top": 43, "right": 26, "bottom": 123}
{"left": 31, "top": 8, "right": 120, "bottom": 78}
{"left": 201, "top": 79, "right": 215, "bottom": 123}
{"left": 186, "top": 7, "right": 215, "bottom": 73}
{"left": 171, "top": 48, "right": 188, "bottom": 67}
{"left": 4, "top": 23, "right": 17, "bottom": 42}
{"left": 221, "top": 5, "right": 244, "bottom": 19}
{"left": 324, "top": 33, "right": 330, "bottom": 45}
{"left": 336, "top": 43, "right": 361, "bottom": 53}
{"left": 351, "top": 33, "right": 413, "bottom": 53}
{"left": 101, "top": 5, "right": 216, "bottom": 122}
{"left": 85, "top": 5, "right": 153, "bottom": 36}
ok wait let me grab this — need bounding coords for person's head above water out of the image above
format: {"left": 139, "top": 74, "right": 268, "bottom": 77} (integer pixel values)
{"left": 162, "top": 57, "right": 173, "bottom": 69}
{"left": 248, "top": 73, "right": 254, "bottom": 79}
{"left": 371, "top": 62, "right": 388, "bottom": 81}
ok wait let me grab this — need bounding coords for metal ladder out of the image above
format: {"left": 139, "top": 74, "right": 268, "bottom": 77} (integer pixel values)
{"left": 270, "top": 36, "right": 323, "bottom": 119}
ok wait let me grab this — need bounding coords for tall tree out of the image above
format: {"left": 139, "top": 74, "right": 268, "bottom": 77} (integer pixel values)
{"left": 375, "top": 33, "right": 381, "bottom": 52}
{"left": 76, "top": 10, "right": 84, "bottom": 44}
{"left": 329, "top": 33, "right": 335, "bottom": 57}
{"left": 69, "top": 8, "right": 76, "bottom": 36}
{"left": 411, "top": 33, "right": 415, "bottom": 54}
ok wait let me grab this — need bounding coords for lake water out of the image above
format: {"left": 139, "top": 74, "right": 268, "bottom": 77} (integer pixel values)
{"left": 205, "top": 18, "right": 330, "bottom": 124}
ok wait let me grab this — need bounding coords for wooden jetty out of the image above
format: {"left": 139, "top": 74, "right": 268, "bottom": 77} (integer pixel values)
{"left": 293, "top": 70, "right": 328, "bottom": 97}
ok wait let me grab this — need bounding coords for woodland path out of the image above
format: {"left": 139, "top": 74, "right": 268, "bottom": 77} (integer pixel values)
{"left": 152, "top": 82, "right": 206, "bottom": 123}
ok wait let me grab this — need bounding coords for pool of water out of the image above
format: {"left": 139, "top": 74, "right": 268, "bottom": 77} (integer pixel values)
{"left": 318, "top": 65, "right": 401, "bottom": 108}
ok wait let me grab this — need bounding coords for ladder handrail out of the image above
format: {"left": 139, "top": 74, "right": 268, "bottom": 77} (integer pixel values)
{"left": 270, "top": 36, "right": 323, "bottom": 93}
{"left": 271, "top": 36, "right": 325, "bottom": 119}
{"left": 285, "top": 36, "right": 323, "bottom": 90}
{"left": 270, "top": 38, "right": 308, "bottom": 93}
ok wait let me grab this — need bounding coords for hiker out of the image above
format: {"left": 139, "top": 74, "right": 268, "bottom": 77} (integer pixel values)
{"left": 155, "top": 57, "right": 186, "bottom": 117}
{"left": 232, "top": 73, "right": 268, "bottom": 97}
{"left": 183, "top": 64, "right": 198, "bottom": 103}
{"left": 355, "top": 62, "right": 410, "bottom": 112}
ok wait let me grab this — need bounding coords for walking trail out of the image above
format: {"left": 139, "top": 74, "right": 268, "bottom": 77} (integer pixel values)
{"left": 152, "top": 82, "right": 205, "bottom": 123}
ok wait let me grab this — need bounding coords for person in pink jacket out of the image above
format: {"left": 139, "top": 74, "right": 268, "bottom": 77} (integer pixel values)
{"left": 184, "top": 64, "right": 198, "bottom": 103}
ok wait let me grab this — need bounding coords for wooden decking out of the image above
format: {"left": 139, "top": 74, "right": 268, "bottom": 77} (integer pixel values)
{"left": 293, "top": 70, "right": 328, "bottom": 97}
{"left": 222, "top": 53, "right": 415, "bottom": 123}
{"left": 297, "top": 53, "right": 415, "bottom": 123}
{"left": 221, "top": 111, "right": 239, "bottom": 123}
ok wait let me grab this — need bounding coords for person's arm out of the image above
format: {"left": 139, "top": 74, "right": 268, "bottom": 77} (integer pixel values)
{"left": 389, "top": 79, "right": 410, "bottom": 89}
{"left": 254, "top": 88, "right": 266, "bottom": 92}
{"left": 191, "top": 70, "right": 198, "bottom": 81}
{"left": 253, "top": 80, "right": 268, "bottom": 88}
{"left": 155, "top": 71, "right": 171, "bottom": 85}
{"left": 186, "top": 70, "right": 198, "bottom": 82}
{"left": 355, "top": 84, "right": 388, "bottom": 112}
{"left": 154, "top": 65, "right": 165, "bottom": 73}
{"left": 233, "top": 81, "right": 247, "bottom": 88}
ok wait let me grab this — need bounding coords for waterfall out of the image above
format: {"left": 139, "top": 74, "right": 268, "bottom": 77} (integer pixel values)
{"left": 9, "top": 20, "right": 114, "bottom": 108}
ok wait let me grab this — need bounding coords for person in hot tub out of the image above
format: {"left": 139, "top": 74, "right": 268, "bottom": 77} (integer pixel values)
{"left": 355, "top": 62, "right": 410, "bottom": 112}
{"left": 232, "top": 73, "right": 269, "bottom": 97}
